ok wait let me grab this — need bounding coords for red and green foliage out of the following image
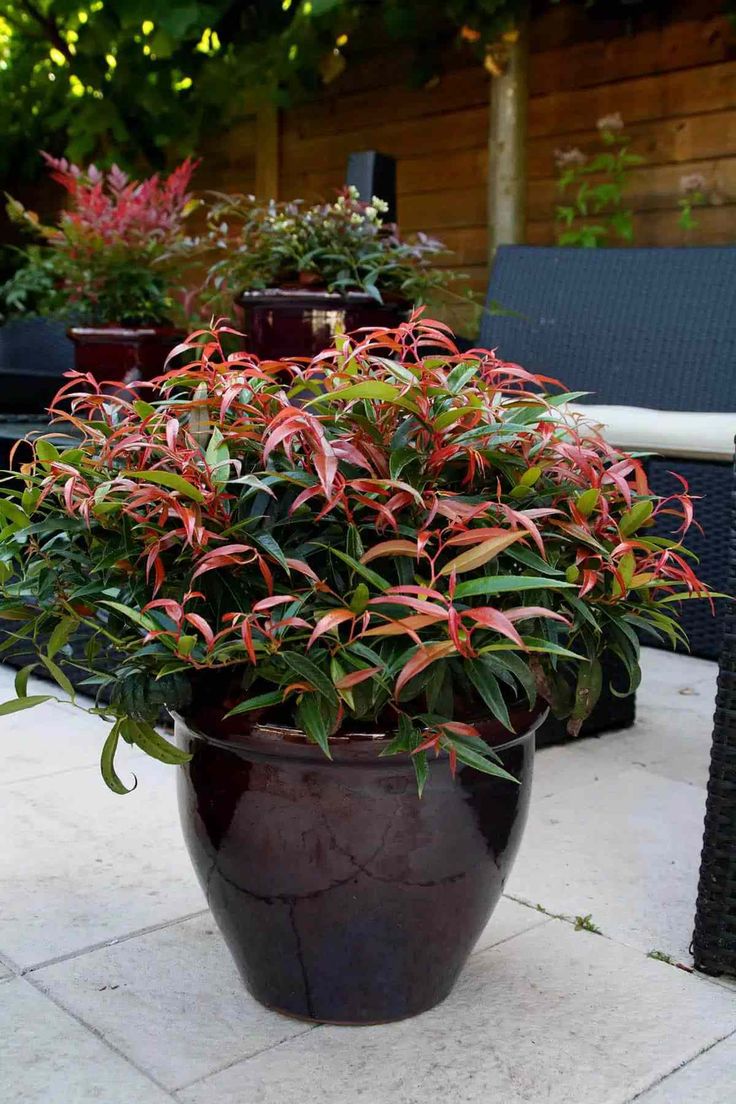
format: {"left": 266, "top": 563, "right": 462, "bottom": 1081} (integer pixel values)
{"left": 0, "top": 315, "right": 708, "bottom": 792}
{"left": 2, "top": 154, "right": 200, "bottom": 325}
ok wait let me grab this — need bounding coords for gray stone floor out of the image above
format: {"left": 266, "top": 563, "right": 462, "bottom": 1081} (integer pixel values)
{"left": 1, "top": 648, "right": 734, "bottom": 1104}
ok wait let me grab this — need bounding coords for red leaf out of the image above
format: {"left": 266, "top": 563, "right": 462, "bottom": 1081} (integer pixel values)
{"left": 395, "top": 640, "right": 456, "bottom": 696}
{"left": 464, "top": 607, "right": 525, "bottom": 647}
{"left": 334, "top": 666, "right": 382, "bottom": 689}
{"left": 307, "top": 609, "right": 355, "bottom": 649}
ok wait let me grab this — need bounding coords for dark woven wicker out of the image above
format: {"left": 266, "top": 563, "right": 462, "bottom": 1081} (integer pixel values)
{"left": 480, "top": 246, "right": 736, "bottom": 412}
{"left": 692, "top": 450, "right": 736, "bottom": 977}
{"left": 481, "top": 245, "right": 736, "bottom": 660}
{"left": 648, "top": 459, "right": 730, "bottom": 661}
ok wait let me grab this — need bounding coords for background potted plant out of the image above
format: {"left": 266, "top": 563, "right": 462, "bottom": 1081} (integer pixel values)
{"left": 0, "top": 315, "right": 707, "bottom": 1025}
{"left": 205, "top": 186, "right": 461, "bottom": 358}
{"left": 1, "top": 154, "right": 200, "bottom": 384}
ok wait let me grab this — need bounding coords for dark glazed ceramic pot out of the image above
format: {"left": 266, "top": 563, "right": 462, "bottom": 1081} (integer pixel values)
{"left": 235, "top": 289, "right": 409, "bottom": 360}
{"left": 175, "top": 707, "right": 542, "bottom": 1025}
{"left": 68, "top": 326, "right": 181, "bottom": 384}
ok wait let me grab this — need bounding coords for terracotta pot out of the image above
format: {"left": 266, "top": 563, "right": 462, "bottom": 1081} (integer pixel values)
{"left": 67, "top": 326, "right": 182, "bottom": 384}
{"left": 235, "top": 289, "right": 409, "bottom": 360}
{"left": 175, "top": 707, "right": 542, "bottom": 1025}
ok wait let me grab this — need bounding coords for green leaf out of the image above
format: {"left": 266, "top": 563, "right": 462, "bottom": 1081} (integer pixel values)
{"left": 454, "top": 576, "right": 574, "bottom": 600}
{"left": 39, "top": 654, "right": 75, "bottom": 699}
{"left": 101, "top": 722, "right": 136, "bottom": 795}
{"left": 14, "top": 663, "right": 35, "bottom": 699}
{"left": 326, "top": 546, "right": 390, "bottom": 591}
{"left": 296, "top": 693, "right": 332, "bottom": 758}
{"left": 465, "top": 660, "right": 512, "bottom": 730}
{"left": 576, "top": 488, "right": 599, "bottom": 518}
{"left": 0, "top": 695, "right": 53, "bottom": 716}
{"left": 313, "top": 381, "right": 401, "bottom": 403}
{"left": 124, "top": 471, "right": 205, "bottom": 502}
{"left": 450, "top": 741, "right": 519, "bottom": 782}
{"left": 446, "top": 360, "right": 478, "bottom": 394}
{"left": 47, "top": 615, "right": 77, "bottom": 659}
{"left": 122, "top": 718, "right": 192, "bottom": 765}
{"left": 0, "top": 499, "right": 29, "bottom": 528}
{"left": 619, "top": 499, "right": 654, "bottom": 537}
{"left": 226, "top": 689, "right": 286, "bottom": 718}
{"left": 102, "top": 601, "right": 159, "bottom": 634}
{"left": 486, "top": 651, "right": 537, "bottom": 708}
{"left": 412, "top": 750, "right": 428, "bottom": 797}
{"left": 350, "top": 582, "right": 370, "bottom": 614}
{"left": 281, "top": 651, "right": 338, "bottom": 705}
{"left": 34, "top": 439, "right": 60, "bottom": 463}
{"left": 389, "top": 446, "right": 417, "bottom": 480}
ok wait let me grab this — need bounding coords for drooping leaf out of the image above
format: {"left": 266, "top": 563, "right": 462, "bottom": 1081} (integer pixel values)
{"left": 100, "top": 722, "right": 137, "bottom": 795}
{"left": 0, "top": 695, "right": 53, "bottom": 716}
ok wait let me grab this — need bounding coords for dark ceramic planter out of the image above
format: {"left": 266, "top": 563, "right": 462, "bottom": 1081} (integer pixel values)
{"left": 67, "top": 325, "right": 182, "bottom": 384}
{"left": 235, "top": 289, "right": 410, "bottom": 360}
{"left": 175, "top": 707, "right": 542, "bottom": 1025}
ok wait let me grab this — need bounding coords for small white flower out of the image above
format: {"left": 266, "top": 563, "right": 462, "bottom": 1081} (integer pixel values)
{"left": 679, "top": 173, "right": 707, "bottom": 195}
{"left": 596, "top": 112, "right": 624, "bottom": 132}
{"left": 554, "top": 147, "right": 587, "bottom": 169}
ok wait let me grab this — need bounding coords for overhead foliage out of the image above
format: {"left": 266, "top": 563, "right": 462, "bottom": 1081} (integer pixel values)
{"left": 0, "top": 0, "right": 715, "bottom": 181}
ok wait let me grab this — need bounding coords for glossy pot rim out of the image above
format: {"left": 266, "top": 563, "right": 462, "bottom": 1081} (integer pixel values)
{"left": 172, "top": 706, "right": 547, "bottom": 767}
{"left": 236, "top": 288, "right": 410, "bottom": 311}
{"left": 67, "top": 325, "right": 182, "bottom": 342}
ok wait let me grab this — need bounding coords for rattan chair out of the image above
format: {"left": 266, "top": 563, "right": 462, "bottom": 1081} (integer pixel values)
{"left": 482, "top": 245, "right": 736, "bottom": 660}
{"left": 692, "top": 450, "right": 736, "bottom": 976}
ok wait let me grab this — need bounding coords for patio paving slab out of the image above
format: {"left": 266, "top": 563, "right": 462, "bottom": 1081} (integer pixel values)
{"left": 0, "top": 757, "right": 204, "bottom": 971}
{"left": 176, "top": 919, "right": 736, "bottom": 1104}
{"left": 635, "top": 1033, "right": 736, "bottom": 1103}
{"left": 532, "top": 649, "right": 716, "bottom": 801}
{"left": 0, "top": 977, "right": 173, "bottom": 1104}
{"left": 31, "top": 899, "right": 546, "bottom": 1092}
{"left": 507, "top": 766, "right": 707, "bottom": 963}
{"left": 31, "top": 913, "right": 313, "bottom": 1093}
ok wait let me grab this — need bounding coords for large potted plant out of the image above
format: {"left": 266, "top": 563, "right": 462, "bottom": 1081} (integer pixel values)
{"left": 205, "top": 186, "right": 459, "bottom": 358}
{"left": 0, "top": 316, "right": 707, "bottom": 1024}
{"left": 1, "top": 154, "right": 199, "bottom": 384}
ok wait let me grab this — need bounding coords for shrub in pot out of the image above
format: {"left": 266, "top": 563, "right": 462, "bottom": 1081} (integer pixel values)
{"left": 0, "top": 316, "right": 708, "bottom": 1023}
{"left": 205, "top": 186, "right": 462, "bottom": 358}
{"left": 1, "top": 154, "right": 200, "bottom": 384}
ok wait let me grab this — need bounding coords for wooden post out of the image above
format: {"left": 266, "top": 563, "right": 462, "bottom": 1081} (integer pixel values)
{"left": 255, "top": 99, "right": 280, "bottom": 201}
{"left": 487, "top": 22, "right": 529, "bottom": 262}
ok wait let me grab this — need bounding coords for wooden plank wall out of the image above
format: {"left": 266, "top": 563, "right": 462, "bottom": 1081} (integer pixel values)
{"left": 526, "top": 1, "right": 736, "bottom": 245}
{"left": 278, "top": 52, "right": 491, "bottom": 296}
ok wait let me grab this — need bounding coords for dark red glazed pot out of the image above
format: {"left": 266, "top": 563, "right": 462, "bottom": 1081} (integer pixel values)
{"left": 175, "top": 707, "right": 542, "bottom": 1025}
{"left": 235, "top": 289, "right": 409, "bottom": 360}
{"left": 68, "top": 326, "right": 182, "bottom": 384}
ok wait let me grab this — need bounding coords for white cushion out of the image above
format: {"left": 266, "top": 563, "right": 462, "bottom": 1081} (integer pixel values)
{"left": 567, "top": 404, "right": 735, "bottom": 463}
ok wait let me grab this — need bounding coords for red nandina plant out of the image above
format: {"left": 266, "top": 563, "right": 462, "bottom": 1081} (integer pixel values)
{"left": 0, "top": 315, "right": 708, "bottom": 792}
{"left": 2, "top": 154, "right": 199, "bottom": 325}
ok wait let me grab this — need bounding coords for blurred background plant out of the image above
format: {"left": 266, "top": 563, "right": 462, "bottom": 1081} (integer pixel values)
{"left": 554, "top": 113, "right": 644, "bottom": 248}
{"left": 1, "top": 154, "right": 201, "bottom": 326}
{"left": 205, "top": 185, "right": 454, "bottom": 308}
{"left": 677, "top": 172, "right": 708, "bottom": 231}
